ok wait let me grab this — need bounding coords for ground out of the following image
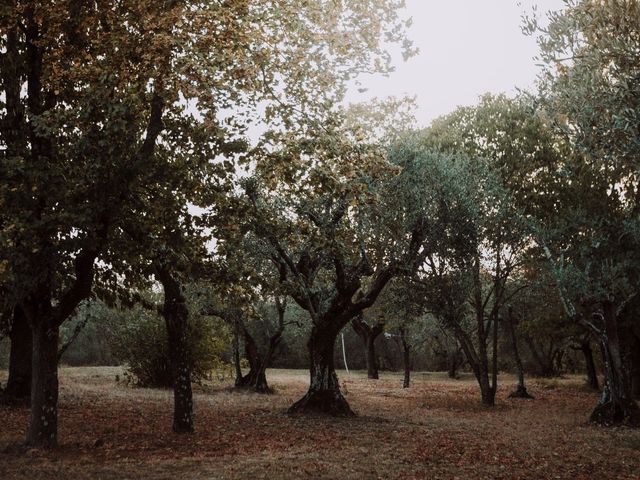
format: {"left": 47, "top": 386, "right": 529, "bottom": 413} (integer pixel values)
{"left": 1, "top": 368, "right": 639, "bottom": 479}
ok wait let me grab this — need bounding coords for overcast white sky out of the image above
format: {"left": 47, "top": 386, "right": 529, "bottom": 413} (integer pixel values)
{"left": 346, "top": 0, "right": 566, "bottom": 127}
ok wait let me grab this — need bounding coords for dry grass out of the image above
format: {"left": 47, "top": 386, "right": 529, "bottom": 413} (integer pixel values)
{"left": 1, "top": 367, "right": 639, "bottom": 479}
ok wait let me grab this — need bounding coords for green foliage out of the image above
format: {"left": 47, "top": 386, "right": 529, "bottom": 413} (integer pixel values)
{"left": 110, "top": 305, "right": 231, "bottom": 388}
{"left": 524, "top": 0, "right": 640, "bottom": 314}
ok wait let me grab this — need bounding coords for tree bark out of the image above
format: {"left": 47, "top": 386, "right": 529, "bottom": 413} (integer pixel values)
{"left": 351, "top": 316, "right": 383, "bottom": 379}
{"left": 157, "top": 266, "right": 194, "bottom": 434}
{"left": 232, "top": 314, "right": 243, "bottom": 387}
{"left": 478, "top": 366, "right": 495, "bottom": 406}
{"left": 237, "top": 325, "right": 261, "bottom": 387}
{"left": 506, "top": 308, "right": 533, "bottom": 399}
{"left": 589, "top": 302, "right": 640, "bottom": 426}
{"left": 579, "top": 339, "right": 600, "bottom": 391}
{"left": 288, "top": 325, "right": 354, "bottom": 416}
{"left": 237, "top": 325, "right": 280, "bottom": 394}
{"left": 252, "top": 329, "right": 283, "bottom": 394}
{"left": 3, "top": 307, "right": 32, "bottom": 403}
{"left": 631, "top": 341, "right": 640, "bottom": 400}
{"left": 26, "top": 319, "right": 59, "bottom": 448}
{"left": 400, "top": 327, "right": 411, "bottom": 388}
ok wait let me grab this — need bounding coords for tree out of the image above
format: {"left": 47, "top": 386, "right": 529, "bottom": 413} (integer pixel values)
{"left": 525, "top": 0, "right": 640, "bottom": 425}
{"left": 0, "top": 0, "right": 414, "bottom": 446}
{"left": 410, "top": 152, "right": 512, "bottom": 406}
{"left": 385, "top": 280, "right": 426, "bottom": 388}
{"left": 202, "top": 228, "right": 296, "bottom": 394}
{"left": 351, "top": 314, "right": 385, "bottom": 379}
{"left": 413, "top": 93, "right": 562, "bottom": 405}
{"left": 244, "top": 128, "right": 448, "bottom": 415}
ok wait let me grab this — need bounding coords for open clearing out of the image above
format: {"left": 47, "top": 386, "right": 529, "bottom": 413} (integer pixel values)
{"left": 1, "top": 367, "right": 639, "bottom": 479}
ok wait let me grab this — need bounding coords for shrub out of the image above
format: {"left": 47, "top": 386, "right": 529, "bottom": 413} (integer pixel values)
{"left": 110, "top": 304, "right": 231, "bottom": 388}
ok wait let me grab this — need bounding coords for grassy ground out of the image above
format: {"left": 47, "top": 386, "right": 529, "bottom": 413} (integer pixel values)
{"left": 1, "top": 367, "right": 639, "bottom": 479}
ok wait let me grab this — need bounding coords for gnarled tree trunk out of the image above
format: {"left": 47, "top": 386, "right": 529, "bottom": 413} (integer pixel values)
{"left": 237, "top": 325, "right": 261, "bottom": 388}
{"left": 288, "top": 325, "right": 353, "bottom": 416}
{"left": 351, "top": 315, "right": 384, "bottom": 379}
{"left": 589, "top": 302, "right": 640, "bottom": 426}
{"left": 3, "top": 307, "right": 32, "bottom": 403}
{"left": 236, "top": 326, "right": 272, "bottom": 392}
{"left": 157, "top": 266, "right": 194, "bottom": 434}
{"left": 236, "top": 296, "right": 287, "bottom": 394}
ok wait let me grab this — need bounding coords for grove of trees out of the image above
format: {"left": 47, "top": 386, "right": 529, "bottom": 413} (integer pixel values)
{"left": 1, "top": 0, "right": 639, "bottom": 451}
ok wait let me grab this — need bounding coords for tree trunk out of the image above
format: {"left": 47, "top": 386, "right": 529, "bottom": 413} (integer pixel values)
{"left": 252, "top": 330, "right": 283, "bottom": 394}
{"left": 631, "top": 344, "right": 640, "bottom": 400}
{"left": 478, "top": 367, "right": 495, "bottom": 406}
{"left": 365, "top": 336, "right": 378, "bottom": 379}
{"left": 448, "top": 348, "right": 464, "bottom": 379}
{"left": 237, "top": 326, "right": 260, "bottom": 387}
{"left": 580, "top": 339, "right": 600, "bottom": 391}
{"left": 400, "top": 327, "right": 411, "bottom": 388}
{"left": 232, "top": 315, "right": 243, "bottom": 387}
{"left": 506, "top": 308, "right": 533, "bottom": 399}
{"left": 447, "top": 356, "right": 457, "bottom": 379}
{"left": 26, "top": 319, "right": 59, "bottom": 448}
{"left": 351, "top": 316, "right": 383, "bottom": 379}
{"left": 589, "top": 302, "right": 640, "bottom": 426}
{"left": 490, "top": 312, "right": 498, "bottom": 402}
{"left": 288, "top": 325, "right": 354, "bottom": 416}
{"left": 3, "top": 307, "right": 32, "bottom": 403}
{"left": 626, "top": 330, "right": 640, "bottom": 400}
{"left": 157, "top": 267, "right": 194, "bottom": 434}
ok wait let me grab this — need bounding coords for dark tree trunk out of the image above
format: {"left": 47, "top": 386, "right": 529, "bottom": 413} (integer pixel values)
{"left": 506, "top": 308, "right": 533, "bottom": 399}
{"left": 631, "top": 343, "right": 640, "bottom": 400}
{"left": 3, "top": 307, "right": 32, "bottom": 403}
{"left": 474, "top": 320, "right": 497, "bottom": 406}
{"left": 351, "top": 316, "right": 384, "bottom": 379}
{"left": 478, "top": 367, "right": 495, "bottom": 406}
{"left": 450, "top": 321, "right": 496, "bottom": 406}
{"left": 157, "top": 266, "right": 194, "bottom": 434}
{"left": 447, "top": 347, "right": 464, "bottom": 379}
{"left": 232, "top": 315, "right": 243, "bottom": 387}
{"left": 490, "top": 312, "right": 498, "bottom": 402}
{"left": 589, "top": 302, "right": 640, "bottom": 426}
{"left": 625, "top": 328, "right": 640, "bottom": 400}
{"left": 239, "top": 327, "right": 278, "bottom": 394}
{"left": 26, "top": 319, "right": 59, "bottom": 448}
{"left": 252, "top": 330, "right": 283, "bottom": 394}
{"left": 448, "top": 356, "right": 457, "bottom": 379}
{"left": 237, "top": 295, "right": 287, "bottom": 394}
{"left": 400, "top": 327, "right": 411, "bottom": 388}
{"left": 365, "top": 336, "right": 378, "bottom": 379}
{"left": 288, "top": 325, "right": 354, "bottom": 416}
{"left": 525, "top": 335, "right": 562, "bottom": 377}
{"left": 580, "top": 339, "right": 600, "bottom": 391}
{"left": 237, "top": 326, "right": 260, "bottom": 388}
{"left": 236, "top": 323, "right": 280, "bottom": 393}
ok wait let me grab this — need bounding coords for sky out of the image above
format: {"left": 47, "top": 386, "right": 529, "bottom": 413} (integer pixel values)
{"left": 346, "top": 0, "right": 566, "bottom": 127}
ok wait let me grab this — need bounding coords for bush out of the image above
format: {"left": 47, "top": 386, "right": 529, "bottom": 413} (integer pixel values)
{"left": 110, "top": 304, "right": 231, "bottom": 388}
